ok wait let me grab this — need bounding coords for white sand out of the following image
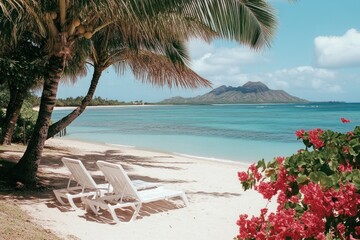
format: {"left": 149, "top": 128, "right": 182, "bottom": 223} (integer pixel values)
{"left": 18, "top": 138, "right": 274, "bottom": 240}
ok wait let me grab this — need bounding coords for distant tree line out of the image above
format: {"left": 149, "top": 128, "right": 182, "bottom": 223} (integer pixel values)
{"left": 55, "top": 96, "right": 127, "bottom": 106}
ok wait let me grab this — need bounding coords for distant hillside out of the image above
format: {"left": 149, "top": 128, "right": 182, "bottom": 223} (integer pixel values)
{"left": 160, "top": 81, "right": 308, "bottom": 104}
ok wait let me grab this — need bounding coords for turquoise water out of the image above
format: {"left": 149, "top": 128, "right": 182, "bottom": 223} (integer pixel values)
{"left": 51, "top": 103, "right": 360, "bottom": 163}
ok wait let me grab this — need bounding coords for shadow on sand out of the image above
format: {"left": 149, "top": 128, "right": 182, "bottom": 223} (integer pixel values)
{"left": 0, "top": 142, "right": 241, "bottom": 224}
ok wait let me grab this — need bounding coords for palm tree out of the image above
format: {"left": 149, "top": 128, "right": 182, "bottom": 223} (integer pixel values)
{"left": 1, "top": 0, "right": 276, "bottom": 186}
{"left": 6, "top": 1, "right": 133, "bottom": 185}
{"left": 46, "top": 13, "right": 215, "bottom": 139}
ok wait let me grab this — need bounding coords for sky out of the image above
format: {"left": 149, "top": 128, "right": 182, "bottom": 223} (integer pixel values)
{"left": 57, "top": 0, "right": 360, "bottom": 103}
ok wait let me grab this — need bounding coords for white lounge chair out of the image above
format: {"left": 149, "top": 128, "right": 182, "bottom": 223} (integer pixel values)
{"left": 53, "top": 157, "right": 159, "bottom": 211}
{"left": 85, "top": 160, "right": 189, "bottom": 223}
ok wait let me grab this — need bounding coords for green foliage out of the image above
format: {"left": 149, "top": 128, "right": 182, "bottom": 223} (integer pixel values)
{"left": 55, "top": 96, "right": 127, "bottom": 106}
{"left": 0, "top": 84, "right": 9, "bottom": 108}
{"left": 25, "top": 93, "right": 40, "bottom": 107}
{"left": 9, "top": 101, "right": 38, "bottom": 144}
{"left": 0, "top": 109, "right": 4, "bottom": 128}
{"left": 244, "top": 127, "right": 360, "bottom": 191}
{"left": 0, "top": 35, "right": 47, "bottom": 89}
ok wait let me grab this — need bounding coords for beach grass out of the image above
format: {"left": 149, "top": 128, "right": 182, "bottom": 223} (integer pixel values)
{"left": 0, "top": 199, "right": 62, "bottom": 240}
{"left": 0, "top": 145, "right": 63, "bottom": 240}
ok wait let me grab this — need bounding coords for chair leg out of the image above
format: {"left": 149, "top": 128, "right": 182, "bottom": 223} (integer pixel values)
{"left": 106, "top": 203, "right": 140, "bottom": 224}
{"left": 108, "top": 204, "right": 122, "bottom": 224}
{"left": 129, "top": 203, "right": 141, "bottom": 222}
{"left": 181, "top": 193, "right": 189, "bottom": 207}
{"left": 85, "top": 199, "right": 100, "bottom": 215}
{"left": 67, "top": 194, "right": 82, "bottom": 211}
{"left": 53, "top": 191, "right": 67, "bottom": 205}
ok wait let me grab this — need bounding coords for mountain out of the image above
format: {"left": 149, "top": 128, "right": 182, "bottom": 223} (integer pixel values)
{"left": 160, "top": 81, "right": 308, "bottom": 104}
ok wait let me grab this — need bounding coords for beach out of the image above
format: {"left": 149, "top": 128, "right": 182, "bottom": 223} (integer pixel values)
{"left": 1, "top": 138, "right": 275, "bottom": 240}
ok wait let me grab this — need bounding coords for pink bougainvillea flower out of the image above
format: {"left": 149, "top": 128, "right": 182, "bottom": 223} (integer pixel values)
{"left": 308, "top": 128, "right": 324, "bottom": 149}
{"left": 236, "top": 124, "right": 360, "bottom": 240}
{"left": 340, "top": 117, "right": 351, "bottom": 123}
{"left": 257, "top": 181, "right": 277, "bottom": 200}
{"left": 355, "top": 226, "right": 360, "bottom": 235}
{"left": 237, "top": 171, "right": 249, "bottom": 182}
{"left": 276, "top": 156, "right": 285, "bottom": 164}
{"left": 248, "top": 163, "right": 262, "bottom": 181}
{"left": 347, "top": 131, "right": 354, "bottom": 140}
{"left": 295, "top": 129, "right": 305, "bottom": 139}
{"left": 297, "top": 149, "right": 305, "bottom": 154}
{"left": 336, "top": 223, "right": 346, "bottom": 234}
{"left": 338, "top": 160, "right": 353, "bottom": 173}
{"left": 316, "top": 232, "right": 326, "bottom": 240}
{"left": 342, "top": 146, "right": 350, "bottom": 154}
{"left": 347, "top": 131, "right": 354, "bottom": 136}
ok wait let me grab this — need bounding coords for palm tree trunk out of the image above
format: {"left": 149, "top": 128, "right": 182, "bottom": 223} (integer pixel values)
{"left": 0, "top": 82, "right": 26, "bottom": 145}
{"left": 47, "top": 65, "right": 104, "bottom": 139}
{"left": 11, "top": 55, "right": 64, "bottom": 186}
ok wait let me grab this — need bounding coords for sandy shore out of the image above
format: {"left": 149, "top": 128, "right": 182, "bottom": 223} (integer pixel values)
{"left": 2, "top": 138, "right": 274, "bottom": 240}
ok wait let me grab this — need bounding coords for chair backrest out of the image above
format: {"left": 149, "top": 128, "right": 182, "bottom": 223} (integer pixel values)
{"left": 96, "top": 161, "right": 140, "bottom": 201}
{"left": 62, "top": 157, "right": 98, "bottom": 189}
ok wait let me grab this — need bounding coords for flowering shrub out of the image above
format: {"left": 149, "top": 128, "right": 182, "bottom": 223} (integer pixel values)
{"left": 236, "top": 121, "right": 360, "bottom": 239}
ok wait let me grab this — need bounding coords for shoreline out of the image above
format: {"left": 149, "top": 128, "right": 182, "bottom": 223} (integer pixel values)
{"left": 61, "top": 134, "right": 297, "bottom": 164}
{"left": 58, "top": 137, "right": 252, "bottom": 168}
{"left": 33, "top": 104, "right": 171, "bottom": 111}
{"left": 61, "top": 135, "right": 271, "bottom": 165}
{"left": 2, "top": 137, "right": 274, "bottom": 240}
{"left": 106, "top": 142, "right": 253, "bottom": 167}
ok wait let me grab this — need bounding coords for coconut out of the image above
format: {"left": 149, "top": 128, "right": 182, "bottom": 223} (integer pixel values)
{"left": 77, "top": 25, "right": 85, "bottom": 34}
{"left": 84, "top": 32, "right": 93, "bottom": 39}
{"left": 73, "top": 18, "right": 81, "bottom": 27}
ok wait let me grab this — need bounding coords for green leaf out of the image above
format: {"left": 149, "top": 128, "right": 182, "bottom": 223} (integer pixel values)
{"left": 296, "top": 175, "right": 308, "bottom": 184}
{"left": 257, "top": 159, "right": 266, "bottom": 170}
{"left": 320, "top": 176, "right": 333, "bottom": 188}
{"left": 353, "top": 178, "right": 360, "bottom": 190}
{"left": 346, "top": 173, "right": 354, "bottom": 181}
{"left": 352, "top": 169, "right": 360, "bottom": 176}
{"left": 331, "top": 173, "right": 340, "bottom": 189}
{"left": 317, "top": 171, "right": 328, "bottom": 178}
{"left": 349, "top": 147, "right": 358, "bottom": 157}
{"left": 309, "top": 171, "right": 329, "bottom": 184}
{"left": 309, "top": 172, "right": 319, "bottom": 182}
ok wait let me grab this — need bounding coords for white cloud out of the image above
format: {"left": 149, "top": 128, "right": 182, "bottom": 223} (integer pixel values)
{"left": 314, "top": 28, "right": 360, "bottom": 68}
{"left": 264, "top": 66, "right": 341, "bottom": 94}
{"left": 185, "top": 40, "right": 359, "bottom": 102}
{"left": 188, "top": 40, "right": 268, "bottom": 86}
{"left": 188, "top": 39, "right": 214, "bottom": 59}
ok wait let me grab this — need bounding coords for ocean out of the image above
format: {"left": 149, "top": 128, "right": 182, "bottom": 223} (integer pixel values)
{"left": 51, "top": 103, "right": 360, "bottom": 163}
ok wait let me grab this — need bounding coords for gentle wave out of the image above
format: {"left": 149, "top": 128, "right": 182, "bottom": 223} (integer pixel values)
{"left": 106, "top": 143, "right": 136, "bottom": 148}
{"left": 173, "top": 152, "right": 249, "bottom": 165}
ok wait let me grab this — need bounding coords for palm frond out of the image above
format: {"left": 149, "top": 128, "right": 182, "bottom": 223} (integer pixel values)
{"left": 184, "top": 0, "right": 277, "bottom": 49}
{"left": 118, "top": 0, "right": 277, "bottom": 49}
{"left": 62, "top": 38, "right": 91, "bottom": 84}
{"left": 1, "top": 0, "right": 277, "bottom": 91}
{"left": 114, "top": 49, "right": 211, "bottom": 89}
{"left": 0, "top": 0, "right": 36, "bottom": 17}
